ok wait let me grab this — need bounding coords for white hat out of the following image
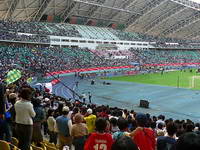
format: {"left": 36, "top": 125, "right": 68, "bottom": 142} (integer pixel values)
{"left": 44, "top": 98, "right": 50, "bottom": 102}
{"left": 62, "top": 106, "right": 69, "bottom": 112}
{"left": 87, "top": 108, "right": 93, "bottom": 114}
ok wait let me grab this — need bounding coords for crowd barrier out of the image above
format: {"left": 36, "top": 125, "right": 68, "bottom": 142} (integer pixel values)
{"left": 45, "top": 62, "right": 200, "bottom": 80}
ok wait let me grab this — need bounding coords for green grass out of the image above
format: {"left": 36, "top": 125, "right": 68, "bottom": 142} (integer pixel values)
{"left": 107, "top": 69, "right": 200, "bottom": 90}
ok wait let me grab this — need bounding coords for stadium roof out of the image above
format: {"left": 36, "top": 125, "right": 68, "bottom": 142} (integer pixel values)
{"left": 1, "top": 0, "right": 200, "bottom": 40}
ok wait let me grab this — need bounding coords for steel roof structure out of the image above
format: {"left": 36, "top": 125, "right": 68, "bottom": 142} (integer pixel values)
{"left": 0, "top": 0, "right": 200, "bottom": 40}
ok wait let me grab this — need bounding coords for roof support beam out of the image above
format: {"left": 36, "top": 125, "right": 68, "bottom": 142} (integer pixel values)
{"left": 159, "top": 11, "right": 200, "bottom": 36}
{"left": 62, "top": 0, "right": 77, "bottom": 22}
{"left": 73, "top": 14, "right": 126, "bottom": 23}
{"left": 126, "top": 0, "right": 164, "bottom": 27}
{"left": 170, "top": 0, "right": 200, "bottom": 11}
{"left": 107, "top": 0, "right": 134, "bottom": 24}
{"left": 4, "top": 0, "right": 20, "bottom": 20}
{"left": 143, "top": 5, "right": 184, "bottom": 33}
{"left": 180, "top": 20, "right": 200, "bottom": 39}
{"left": 73, "top": 0, "right": 138, "bottom": 14}
{"left": 84, "top": 0, "right": 106, "bottom": 24}
{"left": 33, "top": 0, "right": 53, "bottom": 21}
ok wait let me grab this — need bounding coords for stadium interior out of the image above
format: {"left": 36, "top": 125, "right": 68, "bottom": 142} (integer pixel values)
{"left": 1, "top": 0, "right": 200, "bottom": 150}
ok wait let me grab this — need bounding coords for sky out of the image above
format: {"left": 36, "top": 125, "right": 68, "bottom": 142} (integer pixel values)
{"left": 191, "top": 0, "right": 200, "bottom": 4}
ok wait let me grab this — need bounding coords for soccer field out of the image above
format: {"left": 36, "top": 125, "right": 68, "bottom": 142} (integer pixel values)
{"left": 107, "top": 69, "right": 200, "bottom": 90}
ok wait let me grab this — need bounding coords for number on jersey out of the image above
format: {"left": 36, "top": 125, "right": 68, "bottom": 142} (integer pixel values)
{"left": 94, "top": 144, "right": 107, "bottom": 150}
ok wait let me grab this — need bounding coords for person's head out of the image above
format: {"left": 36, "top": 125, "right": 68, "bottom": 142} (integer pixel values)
{"left": 110, "top": 117, "right": 118, "bottom": 127}
{"left": 117, "top": 117, "right": 128, "bottom": 131}
{"left": 87, "top": 108, "right": 93, "bottom": 115}
{"left": 186, "top": 123, "right": 194, "bottom": 132}
{"left": 62, "top": 106, "right": 69, "bottom": 115}
{"left": 95, "top": 117, "right": 107, "bottom": 133}
{"left": 157, "top": 123, "right": 164, "bottom": 130}
{"left": 74, "top": 113, "right": 83, "bottom": 124}
{"left": 117, "top": 110, "right": 123, "bottom": 117}
{"left": 175, "top": 132, "right": 200, "bottom": 150}
{"left": 57, "top": 103, "right": 64, "bottom": 112}
{"left": 73, "top": 107, "right": 80, "bottom": 114}
{"left": 111, "top": 136, "right": 138, "bottom": 150}
{"left": 47, "top": 109, "right": 54, "bottom": 118}
{"left": 166, "top": 122, "right": 177, "bottom": 137}
{"left": 151, "top": 122, "right": 156, "bottom": 130}
{"left": 32, "top": 98, "right": 41, "bottom": 107}
{"left": 8, "top": 93, "right": 17, "bottom": 105}
{"left": 135, "top": 113, "right": 147, "bottom": 127}
{"left": 152, "top": 116, "right": 157, "bottom": 122}
{"left": 20, "top": 88, "right": 32, "bottom": 100}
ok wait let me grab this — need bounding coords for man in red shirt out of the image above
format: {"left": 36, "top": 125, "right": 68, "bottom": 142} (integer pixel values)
{"left": 84, "top": 117, "right": 113, "bottom": 150}
{"left": 130, "top": 113, "right": 156, "bottom": 150}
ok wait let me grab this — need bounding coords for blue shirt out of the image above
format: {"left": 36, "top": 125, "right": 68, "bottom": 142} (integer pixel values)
{"left": 56, "top": 115, "right": 70, "bottom": 137}
{"left": 157, "top": 136, "right": 176, "bottom": 150}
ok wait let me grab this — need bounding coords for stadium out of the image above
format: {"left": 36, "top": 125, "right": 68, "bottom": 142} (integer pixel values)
{"left": 2, "top": 0, "right": 200, "bottom": 150}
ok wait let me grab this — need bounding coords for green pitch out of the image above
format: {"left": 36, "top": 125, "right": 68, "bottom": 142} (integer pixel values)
{"left": 107, "top": 69, "right": 200, "bottom": 90}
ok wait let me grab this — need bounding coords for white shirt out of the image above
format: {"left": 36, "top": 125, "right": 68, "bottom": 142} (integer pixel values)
{"left": 67, "top": 111, "right": 73, "bottom": 119}
{"left": 15, "top": 100, "right": 36, "bottom": 125}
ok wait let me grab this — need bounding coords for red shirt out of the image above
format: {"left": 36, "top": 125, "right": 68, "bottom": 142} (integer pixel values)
{"left": 84, "top": 132, "right": 113, "bottom": 150}
{"left": 133, "top": 128, "right": 156, "bottom": 150}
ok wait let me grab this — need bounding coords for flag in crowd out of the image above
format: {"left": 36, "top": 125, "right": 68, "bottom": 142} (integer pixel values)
{"left": 6, "top": 69, "right": 22, "bottom": 85}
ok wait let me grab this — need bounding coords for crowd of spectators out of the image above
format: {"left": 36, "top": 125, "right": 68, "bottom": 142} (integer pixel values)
{"left": 0, "top": 44, "right": 135, "bottom": 80}
{"left": 0, "top": 20, "right": 200, "bottom": 49}
{"left": 129, "top": 48, "right": 200, "bottom": 65}
{"left": 2, "top": 43, "right": 200, "bottom": 81}
{"left": 1, "top": 82, "right": 200, "bottom": 150}
{"left": 0, "top": 20, "right": 81, "bottom": 37}
{"left": 1, "top": 19, "right": 200, "bottom": 150}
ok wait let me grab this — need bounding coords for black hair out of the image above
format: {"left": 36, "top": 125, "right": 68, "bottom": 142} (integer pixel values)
{"left": 158, "top": 115, "right": 165, "bottom": 120}
{"left": 110, "top": 117, "right": 118, "bottom": 126}
{"left": 73, "top": 107, "right": 79, "bottom": 114}
{"left": 47, "top": 109, "right": 54, "bottom": 118}
{"left": 111, "top": 136, "right": 138, "bottom": 150}
{"left": 117, "top": 111, "right": 123, "bottom": 117}
{"left": 151, "top": 122, "right": 156, "bottom": 129}
{"left": 166, "top": 122, "right": 177, "bottom": 136}
{"left": 117, "top": 117, "right": 128, "bottom": 131}
{"left": 185, "top": 123, "right": 194, "bottom": 132}
{"left": 32, "top": 98, "right": 41, "bottom": 107}
{"left": 95, "top": 117, "right": 107, "bottom": 132}
{"left": 136, "top": 116, "right": 147, "bottom": 127}
{"left": 175, "top": 132, "right": 200, "bottom": 150}
{"left": 20, "top": 88, "right": 32, "bottom": 100}
{"left": 152, "top": 116, "right": 157, "bottom": 122}
{"left": 158, "top": 123, "right": 164, "bottom": 130}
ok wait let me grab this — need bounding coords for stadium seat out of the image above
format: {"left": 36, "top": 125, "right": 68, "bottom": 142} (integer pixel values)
{"left": 31, "top": 145, "right": 44, "bottom": 150}
{"left": 0, "top": 140, "right": 20, "bottom": 150}
{"left": 0, "top": 140, "right": 10, "bottom": 150}
{"left": 45, "top": 144, "right": 57, "bottom": 150}
{"left": 42, "top": 140, "right": 58, "bottom": 150}
{"left": 11, "top": 137, "right": 19, "bottom": 147}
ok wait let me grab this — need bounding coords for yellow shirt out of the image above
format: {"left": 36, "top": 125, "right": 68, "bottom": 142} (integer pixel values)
{"left": 84, "top": 114, "right": 96, "bottom": 133}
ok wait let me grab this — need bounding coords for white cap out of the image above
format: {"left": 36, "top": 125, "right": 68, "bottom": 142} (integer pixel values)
{"left": 87, "top": 108, "right": 93, "bottom": 114}
{"left": 62, "top": 106, "right": 69, "bottom": 112}
{"left": 44, "top": 98, "right": 50, "bottom": 102}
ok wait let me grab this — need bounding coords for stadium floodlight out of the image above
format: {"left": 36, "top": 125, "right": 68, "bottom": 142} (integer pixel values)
{"left": 73, "top": 0, "right": 141, "bottom": 15}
